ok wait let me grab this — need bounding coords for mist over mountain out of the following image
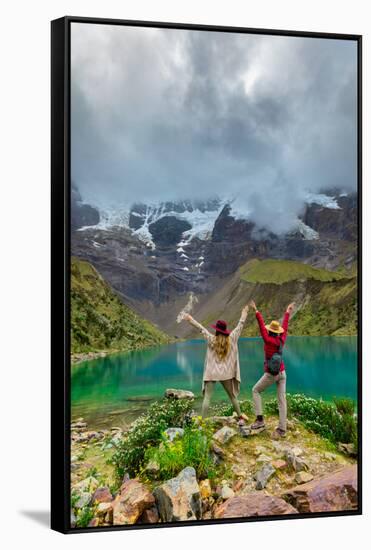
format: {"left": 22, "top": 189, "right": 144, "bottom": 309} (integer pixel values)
{"left": 71, "top": 24, "right": 357, "bottom": 236}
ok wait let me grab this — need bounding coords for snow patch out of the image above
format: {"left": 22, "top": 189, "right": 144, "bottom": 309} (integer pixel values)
{"left": 305, "top": 193, "right": 340, "bottom": 210}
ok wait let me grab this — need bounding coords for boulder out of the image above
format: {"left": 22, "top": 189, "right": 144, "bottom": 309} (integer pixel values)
{"left": 96, "top": 502, "right": 113, "bottom": 523}
{"left": 282, "top": 465, "right": 358, "bottom": 513}
{"left": 72, "top": 476, "right": 99, "bottom": 496}
{"left": 239, "top": 424, "right": 252, "bottom": 438}
{"left": 75, "top": 492, "right": 91, "bottom": 509}
{"left": 154, "top": 466, "right": 201, "bottom": 522}
{"left": 138, "top": 506, "right": 160, "bottom": 524}
{"left": 88, "top": 518, "right": 100, "bottom": 527}
{"left": 271, "top": 459, "right": 287, "bottom": 470}
{"left": 338, "top": 443, "right": 357, "bottom": 457}
{"left": 91, "top": 486, "right": 113, "bottom": 504}
{"left": 164, "top": 427, "right": 184, "bottom": 442}
{"left": 295, "top": 472, "right": 314, "bottom": 484}
{"left": 164, "top": 389, "right": 194, "bottom": 400}
{"left": 210, "top": 416, "right": 237, "bottom": 427}
{"left": 214, "top": 493, "right": 298, "bottom": 518}
{"left": 284, "top": 450, "right": 309, "bottom": 472}
{"left": 70, "top": 512, "right": 77, "bottom": 528}
{"left": 221, "top": 484, "right": 235, "bottom": 500}
{"left": 213, "top": 426, "right": 237, "bottom": 445}
{"left": 112, "top": 479, "right": 155, "bottom": 525}
{"left": 256, "top": 454, "right": 272, "bottom": 464}
{"left": 254, "top": 463, "right": 276, "bottom": 490}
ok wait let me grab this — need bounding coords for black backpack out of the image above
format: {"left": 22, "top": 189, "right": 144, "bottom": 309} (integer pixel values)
{"left": 267, "top": 338, "right": 283, "bottom": 375}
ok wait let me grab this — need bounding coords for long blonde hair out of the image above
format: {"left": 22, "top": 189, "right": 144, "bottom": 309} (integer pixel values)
{"left": 212, "top": 333, "right": 230, "bottom": 360}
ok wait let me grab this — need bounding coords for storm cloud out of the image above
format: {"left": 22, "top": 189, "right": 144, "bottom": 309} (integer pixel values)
{"left": 71, "top": 23, "right": 357, "bottom": 234}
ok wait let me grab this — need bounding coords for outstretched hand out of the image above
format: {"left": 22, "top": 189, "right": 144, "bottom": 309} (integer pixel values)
{"left": 183, "top": 313, "right": 192, "bottom": 322}
{"left": 249, "top": 300, "right": 257, "bottom": 311}
{"left": 286, "top": 302, "right": 295, "bottom": 314}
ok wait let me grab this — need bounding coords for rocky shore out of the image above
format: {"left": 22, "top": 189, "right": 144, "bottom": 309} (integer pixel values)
{"left": 70, "top": 391, "right": 358, "bottom": 528}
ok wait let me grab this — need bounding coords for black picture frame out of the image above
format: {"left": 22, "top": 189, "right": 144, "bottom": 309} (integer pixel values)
{"left": 51, "top": 15, "right": 362, "bottom": 534}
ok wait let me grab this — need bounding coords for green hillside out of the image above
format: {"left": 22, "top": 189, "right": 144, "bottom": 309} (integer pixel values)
{"left": 199, "top": 259, "right": 357, "bottom": 337}
{"left": 71, "top": 257, "right": 170, "bottom": 355}
{"left": 240, "top": 259, "right": 344, "bottom": 284}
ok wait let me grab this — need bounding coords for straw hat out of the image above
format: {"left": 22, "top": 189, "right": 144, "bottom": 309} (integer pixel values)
{"left": 265, "top": 320, "right": 284, "bottom": 334}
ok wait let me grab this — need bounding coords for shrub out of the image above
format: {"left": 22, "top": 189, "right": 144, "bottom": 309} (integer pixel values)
{"left": 144, "top": 422, "right": 217, "bottom": 480}
{"left": 75, "top": 506, "right": 95, "bottom": 528}
{"left": 111, "top": 398, "right": 194, "bottom": 479}
{"left": 210, "top": 400, "right": 253, "bottom": 417}
{"left": 264, "top": 393, "right": 357, "bottom": 447}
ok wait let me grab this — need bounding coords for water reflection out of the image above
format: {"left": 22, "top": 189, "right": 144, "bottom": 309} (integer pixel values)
{"left": 71, "top": 336, "right": 357, "bottom": 428}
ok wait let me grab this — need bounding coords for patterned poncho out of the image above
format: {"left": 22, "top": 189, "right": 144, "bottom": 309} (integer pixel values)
{"left": 189, "top": 313, "right": 246, "bottom": 397}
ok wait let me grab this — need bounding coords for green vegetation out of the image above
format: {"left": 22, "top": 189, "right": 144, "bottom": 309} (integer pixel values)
{"left": 144, "top": 422, "right": 217, "bottom": 480}
{"left": 210, "top": 400, "right": 253, "bottom": 417}
{"left": 264, "top": 393, "right": 357, "bottom": 447}
{"left": 111, "top": 398, "right": 194, "bottom": 479}
{"left": 235, "top": 259, "right": 357, "bottom": 337}
{"left": 71, "top": 257, "right": 170, "bottom": 354}
{"left": 240, "top": 259, "right": 345, "bottom": 285}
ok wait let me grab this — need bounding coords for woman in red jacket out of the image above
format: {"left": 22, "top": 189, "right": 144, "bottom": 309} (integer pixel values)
{"left": 249, "top": 300, "right": 295, "bottom": 438}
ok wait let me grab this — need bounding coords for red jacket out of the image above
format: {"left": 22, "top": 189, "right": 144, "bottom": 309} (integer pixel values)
{"left": 255, "top": 311, "right": 290, "bottom": 373}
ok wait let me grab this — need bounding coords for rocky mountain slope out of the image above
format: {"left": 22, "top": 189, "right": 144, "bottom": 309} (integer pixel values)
{"left": 71, "top": 257, "right": 170, "bottom": 360}
{"left": 71, "top": 187, "right": 357, "bottom": 337}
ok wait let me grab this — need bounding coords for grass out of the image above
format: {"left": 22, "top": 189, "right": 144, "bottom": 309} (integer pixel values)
{"left": 239, "top": 259, "right": 347, "bottom": 285}
{"left": 71, "top": 256, "right": 170, "bottom": 354}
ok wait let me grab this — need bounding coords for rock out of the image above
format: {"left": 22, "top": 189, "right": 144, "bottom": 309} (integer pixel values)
{"left": 254, "top": 463, "right": 276, "bottom": 490}
{"left": 232, "top": 479, "right": 246, "bottom": 493}
{"left": 284, "top": 450, "right": 309, "bottom": 472}
{"left": 213, "top": 426, "right": 237, "bottom": 445}
{"left": 96, "top": 502, "right": 113, "bottom": 523}
{"left": 256, "top": 453, "right": 272, "bottom": 464}
{"left": 154, "top": 466, "right": 201, "bottom": 522}
{"left": 71, "top": 421, "right": 87, "bottom": 430}
{"left": 211, "top": 442, "right": 225, "bottom": 458}
{"left": 70, "top": 512, "right": 77, "bottom": 528}
{"left": 72, "top": 476, "right": 99, "bottom": 496}
{"left": 164, "top": 389, "right": 194, "bottom": 400}
{"left": 286, "top": 420, "right": 295, "bottom": 430}
{"left": 138, "top": 506, "right": 160, "bottom": 524}
{"left": 253, "top": 445, "right": 269, "bottom": 456}
{"left": 221, "top": 484, "right": 235, "bottom": 500}
{"left": 112, "top": 479, "right": 155, "bottom": 525}
{"left": 295, "top": 472, "right": 314, "bottom": 484}
{"left": 338, "top": 443, "right": 357, "bottom": 457}
{"left": 164, "top": 427, "right": 184, "bottom": 442}
{"left": 282, "top": 465, "right": 358, "bottom": 513}
{"left": 214, "top": 493, "right": 298, "bottom": 518}
{"left": 271, "top": 459, "right": 287, "bottom": 470}
{"left": 323, "top": 452, "right": 338, "bottom": 461}
{"left": 210, "top": 416, "right": 237, "bottom": 427}
{"left": 199, "top": 479, "right": 212, "bottom": 499}
{"left": 291, "top": 447, "right": 304, "bottom": 457}
{"left": 75, "top": 492, "right": 91, "bottom": 509}
{"left": 88, "top": 517, "right": 100, "bottom": 527}
{"left": 239, "top": 424, "right": 252, "bottom": 438}
{"left": 144, "top": 460, "right": 160, "bottom": 479}
{"left": 91, "top": 486, "right": 113, "bottom": 504}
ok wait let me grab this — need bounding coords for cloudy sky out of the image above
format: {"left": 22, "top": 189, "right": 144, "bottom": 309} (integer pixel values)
{"left": 71, "top": 23, "right": 357, "bottom": 233}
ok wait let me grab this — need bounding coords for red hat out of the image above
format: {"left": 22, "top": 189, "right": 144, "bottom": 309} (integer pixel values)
{"left": 210, "top": 319, "right": 231, "bottom": 335}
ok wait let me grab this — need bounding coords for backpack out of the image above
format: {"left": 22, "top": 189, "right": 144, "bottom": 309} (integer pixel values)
{"left": 267, "top": 338, "right": 283, "bottom": 375}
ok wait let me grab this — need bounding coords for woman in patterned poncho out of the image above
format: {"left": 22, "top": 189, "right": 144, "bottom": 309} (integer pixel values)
{"left": 183, "top": 304, "right": 249, "bottom": 422}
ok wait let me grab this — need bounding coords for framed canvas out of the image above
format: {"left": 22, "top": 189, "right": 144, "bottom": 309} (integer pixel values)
{"left": 51, "top": 16, "right": 362, "bottom": 533}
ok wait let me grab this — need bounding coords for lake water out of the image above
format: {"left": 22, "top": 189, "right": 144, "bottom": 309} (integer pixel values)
{"left": 71, "top": 336, "right": 358, "bottom": 429}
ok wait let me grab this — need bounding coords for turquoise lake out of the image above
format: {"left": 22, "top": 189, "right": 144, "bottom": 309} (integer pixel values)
{"left": 71, "top": 336, "right": 358, "bottom": 429}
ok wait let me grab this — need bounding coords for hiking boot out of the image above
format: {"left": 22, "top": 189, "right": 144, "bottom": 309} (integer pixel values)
{"left": 272, "top": 427, "right": 286, "bottom": 439}
{"left": 250, "top": 419, "right": 265, "bottom": 430}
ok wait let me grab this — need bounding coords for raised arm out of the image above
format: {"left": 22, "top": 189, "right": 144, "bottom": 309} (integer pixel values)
{"left": 250, "top": 300, "right": 270, "bottom": 343}
{"left": 230, "top": 305, "right": 249, "bottom": 340}
{"left": 281, "top": 302, "right": 295, "bottom": 343}
{"left": 183, "top": 314, "right": 213, "bottom": 342}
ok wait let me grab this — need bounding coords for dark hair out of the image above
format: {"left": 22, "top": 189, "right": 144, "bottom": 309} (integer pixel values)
{"left": 269, "top": 331, "right": 279, "bottom": 337}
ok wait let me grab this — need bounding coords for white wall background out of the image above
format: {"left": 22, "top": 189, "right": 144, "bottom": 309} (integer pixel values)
{"left": 0, "top": 0, "right": 369, "bottom": 547}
